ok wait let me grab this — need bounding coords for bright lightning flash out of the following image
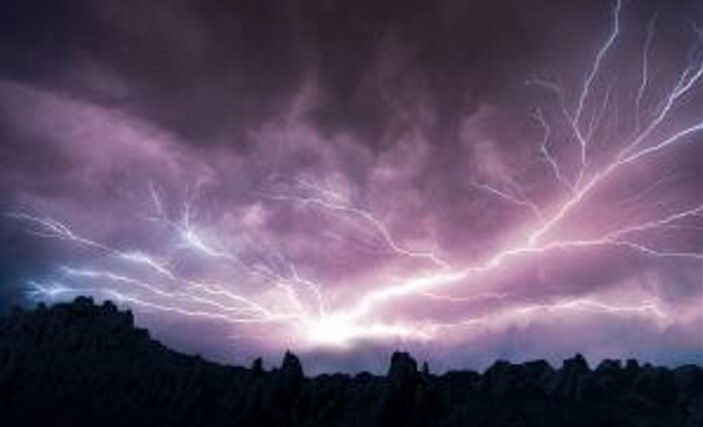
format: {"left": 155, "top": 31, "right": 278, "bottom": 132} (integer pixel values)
{"left": 8, "top": 0, "right": 703, "bottom": 350}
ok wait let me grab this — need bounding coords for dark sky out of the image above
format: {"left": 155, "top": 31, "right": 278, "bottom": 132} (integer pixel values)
{"left": 0, "top": 0, "right": 701, "bottom": 372}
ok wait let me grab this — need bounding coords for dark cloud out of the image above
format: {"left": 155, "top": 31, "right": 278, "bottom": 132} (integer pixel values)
{"left": 0, "top": 0, "right": 605, "bottom": 144}
{"left": 1, "top": 0, "right": 699, "bottom": 144}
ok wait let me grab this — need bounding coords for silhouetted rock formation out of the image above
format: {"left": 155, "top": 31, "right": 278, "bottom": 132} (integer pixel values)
{"left": 0, "top": 297, "right": 701, "bottom": 427}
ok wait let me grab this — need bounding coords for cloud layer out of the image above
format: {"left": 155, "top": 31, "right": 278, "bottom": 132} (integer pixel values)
{"left": 0, "top": 0, "right": 701, "bottom": 373}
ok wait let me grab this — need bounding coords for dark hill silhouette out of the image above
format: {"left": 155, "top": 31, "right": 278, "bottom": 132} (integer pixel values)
{"left": 0, "top": 297, "right": 701, "bottom": 426}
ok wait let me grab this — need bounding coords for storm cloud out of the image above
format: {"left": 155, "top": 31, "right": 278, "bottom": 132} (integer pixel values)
{"left": 0, "top": 0, "right": 701, "bottom": 372}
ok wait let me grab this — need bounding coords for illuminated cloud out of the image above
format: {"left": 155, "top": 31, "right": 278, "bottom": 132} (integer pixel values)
{"left": 0, "top": 0, "right": 701, "bottom": 372}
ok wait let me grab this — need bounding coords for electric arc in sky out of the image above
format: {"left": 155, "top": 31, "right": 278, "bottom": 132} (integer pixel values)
{"left": 2, "top": 0, "right": 702, "bottom": 369}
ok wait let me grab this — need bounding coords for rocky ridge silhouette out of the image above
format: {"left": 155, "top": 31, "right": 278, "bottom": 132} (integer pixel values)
{"left": 0, "top": 297, "right": 701, "bottom": 426}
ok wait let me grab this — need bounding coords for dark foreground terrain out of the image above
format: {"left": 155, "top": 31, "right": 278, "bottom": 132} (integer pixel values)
{"left": 0, "top": 297, "right": 701, "bottom": 427}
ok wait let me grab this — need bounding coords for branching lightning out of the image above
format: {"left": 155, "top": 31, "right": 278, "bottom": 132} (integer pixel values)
{"left": 8, "top": 0, "right": 703, "bottom": 350}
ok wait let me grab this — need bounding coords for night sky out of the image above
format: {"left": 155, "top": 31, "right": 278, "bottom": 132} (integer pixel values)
{"left": 0, "top": 0, "right": 701, "bottom": 373}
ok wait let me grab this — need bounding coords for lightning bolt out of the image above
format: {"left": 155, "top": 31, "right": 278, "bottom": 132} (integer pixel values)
{"left": 9, "top": 0, "right": 703, "bottom": 349}
{"left": 261, "top": 178, "right": 450, "bottom": 269}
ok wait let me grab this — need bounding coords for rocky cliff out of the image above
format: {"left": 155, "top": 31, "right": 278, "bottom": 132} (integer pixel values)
{"left": 0, "top": 297, "right": 700, "bottom": 426}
